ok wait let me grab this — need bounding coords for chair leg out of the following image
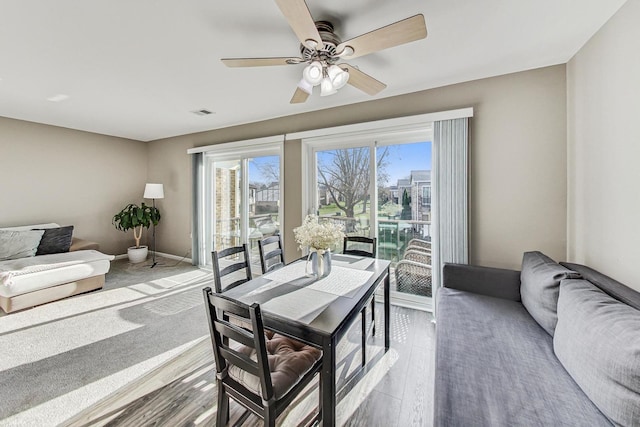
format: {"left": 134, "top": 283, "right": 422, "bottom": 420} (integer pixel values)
{"left": 265, "top": 405, "right": 276, "bottom": 427}
{"left": 216, "top": 383, "right": 229, "bottom": 426}
{"left": 361, "top": 308, "right": 367, "bottom": 367}
{"left": 371, "top": 298, "right": 375, "bottom": 336}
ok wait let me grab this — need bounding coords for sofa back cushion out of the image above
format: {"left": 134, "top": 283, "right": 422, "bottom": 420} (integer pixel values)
{"left": 520, "top": 251, "right": 580, "bottom": 336}
{"left": 554, "top": 279, "right": 640, "bottom": 426}
{"left": 0, "top": 223, "right": 60, "bottom": 232}
{"left": 0, "top": 229, "right": 45, "bottom": 261}
{"left": 560, "top": 262, "right": 640, "bottom": 311}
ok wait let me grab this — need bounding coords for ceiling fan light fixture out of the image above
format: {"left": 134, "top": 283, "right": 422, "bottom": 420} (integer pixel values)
{"left": 302, "top": 61, "right": 323, "bottom": 85}
{"left": 327, "top": 65, "right": 349, "bottom": 90}
{"left": 297, "top": 78, "right": 314, "bottom": 95}
{"left": 320, "top": 77, "right": 337, "bottom": 97}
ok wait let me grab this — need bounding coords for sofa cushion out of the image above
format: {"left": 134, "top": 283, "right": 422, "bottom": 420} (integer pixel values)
{"left": 520, "top": 251, "right": 580, "bottom": 335}
{"left": 560, "top": 262, "right": 640, "bottom": 311}
{"left": 434, "top": 287, "right": 609, "bottom": 426}
{"left": 0, "top": 250, "right": 115, "bottom": 297}
{"left": 0, "top": 229, "right": 45, "bottom": 261}
{"left": 34, "top": 225, "right": 74, "bottom": 255}
{"left": 554, "top": 279, "right": 640, "bottom": 426}
{"left": 0, "top": 223, "right": 60, "bottom": 231}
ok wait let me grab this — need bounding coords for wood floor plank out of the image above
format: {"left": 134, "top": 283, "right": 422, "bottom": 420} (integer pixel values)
{"left": 341, "top": 389, "right": 402, "bottom": 427}
{"left": 396, "top": 339, "right": 435, "bottom": 427}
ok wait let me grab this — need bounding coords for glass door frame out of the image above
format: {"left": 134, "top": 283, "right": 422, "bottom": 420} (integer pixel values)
{"left": 302, "top": 124, "right": 434, "bottom": 309}
{"left": 199, "top": 139, "right": 284, "bottom": 267}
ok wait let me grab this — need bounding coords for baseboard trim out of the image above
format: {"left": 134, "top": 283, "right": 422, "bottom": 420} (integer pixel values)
{"left": 112, "top": 252, "right": 193, "bottom": 264}
{"left": 155, "top": 251, "right": 193, "bottom": 264}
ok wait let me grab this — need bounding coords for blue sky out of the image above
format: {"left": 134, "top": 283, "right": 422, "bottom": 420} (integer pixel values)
{"left": 382, "top": 141, "right": 432, "bottom": 185}
{"left": 247, "top": 141, "right": 432, "bottom": 186}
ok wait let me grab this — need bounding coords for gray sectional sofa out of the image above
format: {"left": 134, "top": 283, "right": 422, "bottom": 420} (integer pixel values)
{"left": 434, "top": 251, "right": 640, "bottom": 426}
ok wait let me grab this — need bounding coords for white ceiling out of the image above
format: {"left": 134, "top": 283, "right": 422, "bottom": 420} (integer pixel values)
{"left": 0, "top": 0, "right": 627, "bottom": 141}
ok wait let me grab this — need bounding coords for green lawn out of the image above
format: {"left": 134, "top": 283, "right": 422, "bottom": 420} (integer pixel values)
{"left": 318, "top": 201, "right": 401, "bottom": 220}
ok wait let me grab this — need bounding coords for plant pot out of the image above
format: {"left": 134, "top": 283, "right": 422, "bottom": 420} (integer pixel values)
{"left": 127, "top": 246, "right": 148, "bottom": 264}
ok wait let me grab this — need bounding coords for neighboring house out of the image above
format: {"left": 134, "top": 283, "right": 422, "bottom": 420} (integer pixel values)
{"left": 253, "top": 182, "right": 280, "bottom": 214}
{"left": 394, "top": 170, "right": 431, "bottom": 222}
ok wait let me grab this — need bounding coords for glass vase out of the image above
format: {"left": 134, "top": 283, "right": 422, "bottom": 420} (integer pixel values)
{"left": 306, "top": 249, "right": 332, "bottom": 278}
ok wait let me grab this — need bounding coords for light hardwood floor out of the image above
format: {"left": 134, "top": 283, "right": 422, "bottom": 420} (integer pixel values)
{"left": 62, "top": 304, "right": 435, "bottom": 427}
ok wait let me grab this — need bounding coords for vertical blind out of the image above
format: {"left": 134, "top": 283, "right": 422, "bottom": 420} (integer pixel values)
{"left": 432, "top": 117, "right": 469, "bottom": 312}
{"left": 191, "top": 153, "right": 204, "bottom": 266}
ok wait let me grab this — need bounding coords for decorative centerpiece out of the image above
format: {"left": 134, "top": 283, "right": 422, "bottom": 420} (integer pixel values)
{"left": 294, "top": 214, "right": 345, "bottom": 278}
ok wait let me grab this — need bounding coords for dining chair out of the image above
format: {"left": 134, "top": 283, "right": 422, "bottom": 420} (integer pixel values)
{"left": 203, "top": 288, "right": 322, "bottom": 427}
{"left": 343, "top": 235, "right": 377, "bottom": 367}
{"left": 211, "top": 244, "right": 252, "bottom": 293}
{"left": 257, "top": 234, "right": 285, "bottom": 274}
{"left": 343, "top": 235, "right": 377, "bottom": 258}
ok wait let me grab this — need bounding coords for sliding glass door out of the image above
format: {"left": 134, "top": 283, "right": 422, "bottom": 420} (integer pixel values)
{"left": 203, "top": 147, "right": 282, "bottom": 271}
{"left": 308, "top": 126, "right": 434, "bottom": 309}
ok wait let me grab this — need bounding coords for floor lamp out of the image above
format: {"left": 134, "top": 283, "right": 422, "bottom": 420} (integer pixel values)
{"left": 143, "top": 183, "right": 164, "bottom": 268}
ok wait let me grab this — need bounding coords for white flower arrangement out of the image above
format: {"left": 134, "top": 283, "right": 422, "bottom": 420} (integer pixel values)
{"left": 294, "top": 214, "right": 345, "bottom": 251}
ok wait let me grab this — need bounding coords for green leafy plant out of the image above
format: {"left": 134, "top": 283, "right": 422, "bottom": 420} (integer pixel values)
{"left": 112, "top": 203, "right": 161, "bottom": 248}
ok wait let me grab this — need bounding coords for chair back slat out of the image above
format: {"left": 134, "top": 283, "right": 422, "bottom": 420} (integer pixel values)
{"left": 219, "top": 347, "right": 262, "bottom": 377}
{"left": 264, "top": 248, "right": 283, "bottom": 262}
{"left": 212, "top": 244, "right": 252, "bottom": 293}
{"left": 343, "top": 236, "right": 377, "bottom": 258}
{"left": 217, "top": 245, "right": 249, "bottom": 258}
{"left": 258, "top": 234, "right": 285, "bottom": 274}
{"left": 220, "top": 261, "right": 250, "bottom": 277}
{"left": 214, "top": 320, "right": 255, "bottom": 348}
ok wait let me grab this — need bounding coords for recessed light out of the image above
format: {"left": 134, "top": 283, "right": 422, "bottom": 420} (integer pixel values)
{"left": 191, "top": 109, "right": 215, "bottom": 116}
{"left": 47, "top": 94, "right": 70, "bottom": 102}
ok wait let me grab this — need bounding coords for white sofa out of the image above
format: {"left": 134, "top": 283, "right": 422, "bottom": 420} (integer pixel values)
{"left": 0, "top": 223, "right": 114, "bottom": 313}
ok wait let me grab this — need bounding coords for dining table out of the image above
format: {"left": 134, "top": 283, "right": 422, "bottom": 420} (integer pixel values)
{"left": 222, "top": 253, "right": 391, "bottom": 427}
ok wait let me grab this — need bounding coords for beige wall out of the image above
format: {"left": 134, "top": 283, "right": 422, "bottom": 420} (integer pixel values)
{"left": 567, "top": 0, "right": 640, "bottom": 291}
{"left": 149, "top": 65, "right": 568, "bottom": 270}
{"left": 0, "top": 117, "right": 148, "bottom": 255}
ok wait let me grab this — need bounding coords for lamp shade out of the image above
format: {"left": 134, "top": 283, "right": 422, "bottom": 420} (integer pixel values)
{"left": 327, "top": 65, "right": 349, "bottom": 90}
{"left": 297, "top": 78, "right": 314, "bottom": 95}
{"left": 143, "top": 183, "right": 164, "bottom": 199}
{"left": 320, "top": 77, "right": 337, "bottom": 96}
{"left": 302, "top": 61, "right": 323, "bottom": 85}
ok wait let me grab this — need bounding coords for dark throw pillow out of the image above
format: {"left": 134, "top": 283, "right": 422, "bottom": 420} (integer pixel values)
{"left": 33, "top": 225, "right": 74, "bottom": 255}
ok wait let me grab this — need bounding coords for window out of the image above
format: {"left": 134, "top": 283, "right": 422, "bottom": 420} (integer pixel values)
{"left": 422, "top": 186, "right": 431, "bottom": 206}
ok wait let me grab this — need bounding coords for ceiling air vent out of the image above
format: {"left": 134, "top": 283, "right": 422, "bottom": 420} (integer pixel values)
{"left": 191, "top": 109, "right": 214, "bottom": 116}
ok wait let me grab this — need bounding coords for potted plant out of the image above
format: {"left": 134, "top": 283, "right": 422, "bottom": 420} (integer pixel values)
{"left": 112, "top": 203, "right": 161, "bottom": 263}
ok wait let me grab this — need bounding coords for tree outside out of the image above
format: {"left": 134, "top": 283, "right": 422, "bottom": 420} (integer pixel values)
{"left": 317, "top": 146, "right": 389, "bottom": 219}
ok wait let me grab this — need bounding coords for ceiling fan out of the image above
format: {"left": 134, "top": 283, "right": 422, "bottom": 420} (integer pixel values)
{"left": 221, "top": 0, "right": 427, "bottom": 104}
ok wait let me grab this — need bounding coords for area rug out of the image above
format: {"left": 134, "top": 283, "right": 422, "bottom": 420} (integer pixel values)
{"left": 0, "top": 257, "right": 212, "bottom": 427}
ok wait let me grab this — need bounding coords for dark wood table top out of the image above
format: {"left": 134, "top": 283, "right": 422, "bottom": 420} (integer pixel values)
{"left": 222, "top": 254, "right": 390, "bottom": 344}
